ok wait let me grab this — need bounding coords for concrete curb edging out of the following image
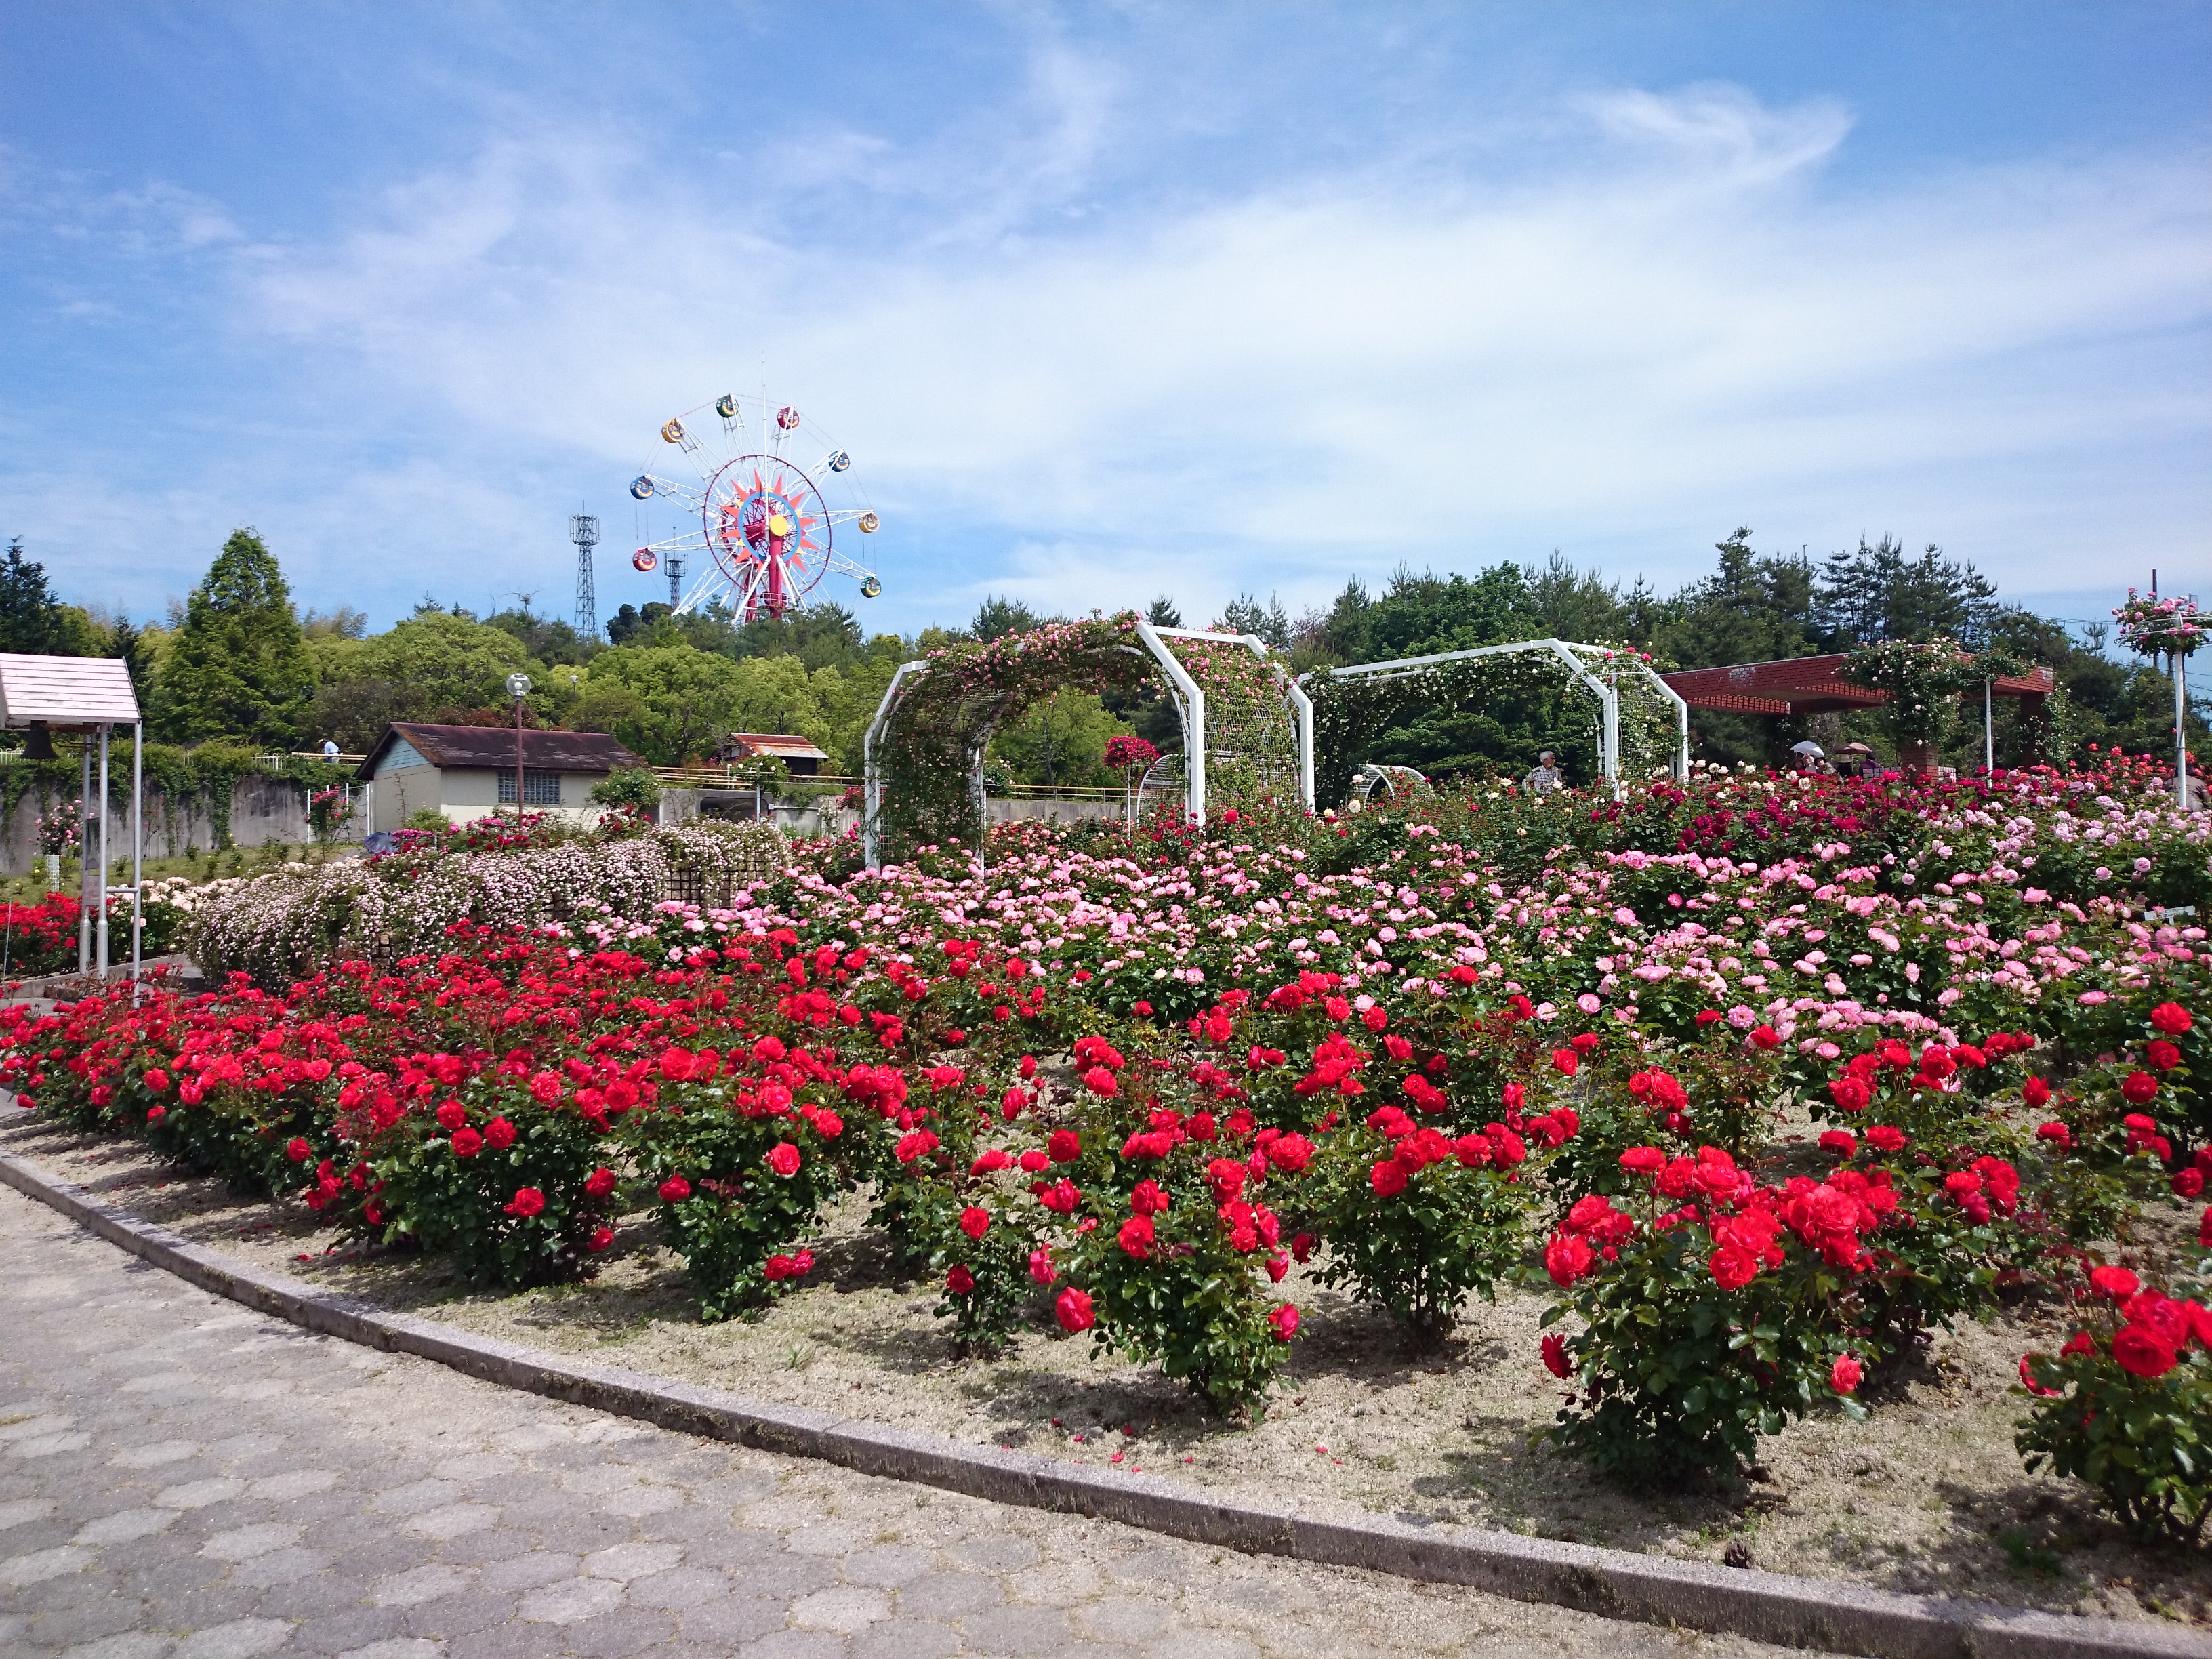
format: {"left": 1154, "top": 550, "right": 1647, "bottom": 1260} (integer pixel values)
{"left": 3, "top": 1145, "right": 2205, "bottom": 1659}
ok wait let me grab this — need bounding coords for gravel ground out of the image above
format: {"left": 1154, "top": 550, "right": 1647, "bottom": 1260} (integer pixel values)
{"left": 6, "top": 1107, "right": 2207, "bottom": 1636}
{"left": 0, "top": 1174, "right": 1816, "bottom": 1658}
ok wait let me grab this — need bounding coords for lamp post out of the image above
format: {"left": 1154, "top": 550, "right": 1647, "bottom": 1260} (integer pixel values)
{"left": 506, "top": 672, "right": 531, "bottom": 815}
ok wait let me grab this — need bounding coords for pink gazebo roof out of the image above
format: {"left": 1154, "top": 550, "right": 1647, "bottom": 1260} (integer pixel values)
{"left": 0, "top": 653, "right": 140, "bottom": 729}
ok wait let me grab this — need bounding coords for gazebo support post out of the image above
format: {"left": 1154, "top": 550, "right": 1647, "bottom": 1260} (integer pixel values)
{"left": 96, "top": 724, "right": 111, "bottom": 977}
{"left": 1984, "top": 678, "right": 1994, "bottom": 776}
{"left": 131, "top": 720, "right": 143, "bottom": 998}
{"left": 77, "top": 736, "right": 91, "bottom": 977}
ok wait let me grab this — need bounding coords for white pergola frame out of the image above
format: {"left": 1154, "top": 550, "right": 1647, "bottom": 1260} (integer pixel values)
{"left": 861, "top": 622, "right": 1313, "bottom": 868}
{"left": 1307, "top": 638, "right": 1689, "bottom": 798}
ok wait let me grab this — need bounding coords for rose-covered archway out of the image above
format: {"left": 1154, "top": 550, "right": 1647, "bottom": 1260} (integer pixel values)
{"left": 1303, "top": 638, "right": 1687, "bottom": 808}
{"left": 863, "top": 615, "right": 1311, "bottom": 867}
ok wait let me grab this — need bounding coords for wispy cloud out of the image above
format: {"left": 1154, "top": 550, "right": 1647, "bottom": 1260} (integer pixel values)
{"left": 228, "top": 74, "right": 2207, "bottom": 626}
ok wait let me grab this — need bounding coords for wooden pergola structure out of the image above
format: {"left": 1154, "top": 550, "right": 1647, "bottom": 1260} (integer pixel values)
{"left": 1660, "top": 653, "right": 2055, "bottom": 766}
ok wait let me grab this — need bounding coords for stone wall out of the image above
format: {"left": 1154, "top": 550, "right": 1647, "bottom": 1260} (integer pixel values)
{"left": 0, "top": 773, "right": 329, "bottom": 876}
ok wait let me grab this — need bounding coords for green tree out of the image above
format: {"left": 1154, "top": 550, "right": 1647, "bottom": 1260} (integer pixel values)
{"left": 0, "top": 539, "right": 89, "bottom": 655}
{"left": 152, "top": 529, "right": 316, "bottom": 747}
{"left": 989, "top": 688, "right": 1128, "bottom": 786}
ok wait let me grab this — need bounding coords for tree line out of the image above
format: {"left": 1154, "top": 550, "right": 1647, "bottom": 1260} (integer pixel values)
{"left": 0, "top": 525, "right": 2190, "bottom": 789}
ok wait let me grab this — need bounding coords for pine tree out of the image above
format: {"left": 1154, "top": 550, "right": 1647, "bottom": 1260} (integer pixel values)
{"left": 0, "top": 539, "right": 79, "bottom": 655}
{"left": 152, "top": 529, "right": 316, "bottom": 746}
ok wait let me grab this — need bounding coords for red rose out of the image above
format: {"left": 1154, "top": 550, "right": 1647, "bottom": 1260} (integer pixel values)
{"left": 144, "top": 1105, "right": 164, "bottom": 1122}
{"left": 1054, "top": 1287, "right": 1096, "bottom": 1332}
{"left": 2112, "top": 1324, "right": 2179, "bottom": 1379}
{"left": 658, "top": 1174, "right": 691, "bottom": 1204}
{"left": 529, "top": 1071, "right": 562, "bottom": 1103}
{"left": 2150, "top": 1002, "right": 2193, "bottom": 1036}
{"left": 1818, "top": 1130, "right": 1857, "bottom": 1158}
{"left": 485, "top": 1116, "right": 516, "bottom": 1149}
{"left": 436, "top": 1100, "right": 466, "bottom": 1130}
{"left": 1620, "top": 1146, "right": 1666, "bottom": 1175}
{"left": 143, "top": 1069, "right": 169, "bottom": 1093}
{"left": 1265, "top": 1254, "right": 1288, "bottom": 1283}
{"left": 588, "top": 1227, "right": 614, "bottom": 1252}
{"left": 1828, "top": 1076, "right": 1871, "bottom": 1113}
{"left": 2121, "top": 1071, "right": 2159, "bottom": 1105}
{"left": 958, "top": 1206, "right": 990, "bottom": 1240}
{"left": 450, "top": 1126, "right": 483, "bottom": 1158}
{"left": 1267, "top": 1303, "right": 1299, "bottom": 1342}
{"left": 1544, "top": 1230, "right": 1596, "bottom": 1287}
{"left": 1830, "top": 1353, "right": 1862, "bottom": 1395}
{"left": 1018, "top": 1149, "right": 1049, "bottom": 1173}
{"left": 1748, "top": 1024, "right": 1780, "bottom": 1050}
{"left": 2022, "top": 1077, "right": 2051, "bottom": 1108}
{"left": 766, "top": 1142, "right": 802, "bottom": 1177}
{"left": 286, "top": 1138, "right": 311, "bottom": 1162}
{"left": 584, "top": 1166, "right": 617, "bottom": 1197}
{"left": 2089, "top": 1264, "right": 2139, "bottom": 1299}
{"left": 2146, "top": 1040, "right": 2182, "bottom": 1072}
{"left": 504, "top": 1186, "right": 545, "bottom": 1218}
{"left": 2018, "top": 1355, "right": 2060, "bottom": 1397}
{"left": 1370, "top": 1160, "right": 1408, "bottom": 1197}
{"left": 1116, "top": 1216, "right": 1154, "bottom": 1258}
{"left": 1290, "top": 1231, "right": 1315, "bottom": 1263}
{"left": 945, "top": 1265, "right": 976, "bottom": 1296}
{"left": 1708, "top": 1244, "right": 1759, "bottom": 1290}
{"left": 1551, "top": 1048, "right": 1579, "bottom": 1077}
{"left": 1266, "top": 1134, "right": 1315, "bottom": 1174}
{"left": 1540, "top": 1334, "right": 1570, "bottom": 1379}
{"left": 1130, "top": 1179, "right": 1170, "bottom": 1216}
{"left": 1029, "top": 1246, "right": 1057, "bottom": 1285}
{"left": 1866, "top": 1126, "right": 1907, "bottom": 1152}
{"left": 2174, "top": 1170, "right": 2205, "bottom": 1198}
{"left": 1048, "top": 1129, "right": 1082, "bottom": 1164}
{"left": 1082, "top": 1067, "right": 1120, "bottom": 1099}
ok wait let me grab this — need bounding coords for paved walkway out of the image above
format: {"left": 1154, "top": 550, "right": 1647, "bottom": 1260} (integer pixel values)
{"left": 0, "top": 1184, "right": 1806, "bottom": 1658}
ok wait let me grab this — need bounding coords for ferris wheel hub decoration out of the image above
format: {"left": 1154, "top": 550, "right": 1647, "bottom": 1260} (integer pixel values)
{"left": 627, "top": 389, "right": 884, "bottom": 621}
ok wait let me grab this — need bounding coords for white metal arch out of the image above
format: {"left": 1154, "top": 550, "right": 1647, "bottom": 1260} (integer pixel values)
{"left": 861, "top": 622, "right": 1313, "bottom": 868}
{"left": 1305, "top": 638, "right": 1689, "bottom": 799}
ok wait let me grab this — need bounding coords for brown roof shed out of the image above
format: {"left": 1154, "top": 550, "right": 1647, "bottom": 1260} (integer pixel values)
{"left": 359, "top": 723, "right": 647, "bottom": 779}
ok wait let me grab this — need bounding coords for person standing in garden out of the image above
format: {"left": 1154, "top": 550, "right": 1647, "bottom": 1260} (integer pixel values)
{"left": 1522, "top": 750, "right": 1564, "bottom": 795}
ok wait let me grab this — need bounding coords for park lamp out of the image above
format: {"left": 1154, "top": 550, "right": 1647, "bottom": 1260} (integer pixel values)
{"left": 506, "top": 673, "right": 531, "bottom": 815}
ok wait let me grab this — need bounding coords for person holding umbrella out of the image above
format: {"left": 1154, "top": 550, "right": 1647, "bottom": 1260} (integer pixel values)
{"left": 1790, "top": 740, "right": 1832, "bottom": 776}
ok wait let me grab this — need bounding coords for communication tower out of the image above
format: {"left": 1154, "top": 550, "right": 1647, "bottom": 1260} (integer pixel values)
{"left": 569, "top": 512, "right": 600, "bottom": 640}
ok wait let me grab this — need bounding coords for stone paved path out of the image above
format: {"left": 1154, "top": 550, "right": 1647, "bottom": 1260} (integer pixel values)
{"left": 0, "top": 1184, "right": 1812, "bottom": 1658}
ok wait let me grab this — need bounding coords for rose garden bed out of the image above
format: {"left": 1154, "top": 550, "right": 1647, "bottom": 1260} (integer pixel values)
{"left": 3, "top": 758, "right": 2208, "bottom": 1635}
{"left": 7, "top": 1082, "right": 2207, "bottom": 1631}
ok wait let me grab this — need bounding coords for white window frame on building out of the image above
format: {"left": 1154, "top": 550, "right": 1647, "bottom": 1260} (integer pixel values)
{"left": 498, "top": 769, "right": 564, "bottom": 805}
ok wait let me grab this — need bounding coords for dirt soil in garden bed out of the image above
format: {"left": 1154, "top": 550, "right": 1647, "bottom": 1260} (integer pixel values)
{"left": 6, "top": 1108, "right": 2207, "bottom": 1634}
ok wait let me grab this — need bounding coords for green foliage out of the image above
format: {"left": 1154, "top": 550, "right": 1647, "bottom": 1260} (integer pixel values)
{"left": 152, "top": 529, "right": 316, "bottom": 748}
{"left": 588, "top": 766, "right": 662, "bottom": 813}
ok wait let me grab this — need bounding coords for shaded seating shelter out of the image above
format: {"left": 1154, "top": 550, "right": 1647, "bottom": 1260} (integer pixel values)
{"left": 0, "top": 653, "right": 144, "bottom": 983}
{"left": 1660, "top": 654, "right": 2054, "bottom": 766}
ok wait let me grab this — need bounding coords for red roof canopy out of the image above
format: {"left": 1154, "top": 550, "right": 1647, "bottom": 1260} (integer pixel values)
{"left": 1660, "top": 654, "right": 2053, "bottom": 717}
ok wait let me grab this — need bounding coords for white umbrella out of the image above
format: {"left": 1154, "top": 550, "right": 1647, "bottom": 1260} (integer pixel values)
{"left": 1790, "top": 741, "right": 1825, "bottom": 756}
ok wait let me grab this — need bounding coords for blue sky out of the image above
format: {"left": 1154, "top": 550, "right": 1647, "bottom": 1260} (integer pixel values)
{"left": 2, "top": 2, "right": 2207, "bottom": 641}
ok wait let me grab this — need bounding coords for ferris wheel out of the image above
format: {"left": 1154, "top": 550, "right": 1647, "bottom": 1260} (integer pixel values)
{"left": 626, "top": 390, "right": 884, "bottom": 621}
